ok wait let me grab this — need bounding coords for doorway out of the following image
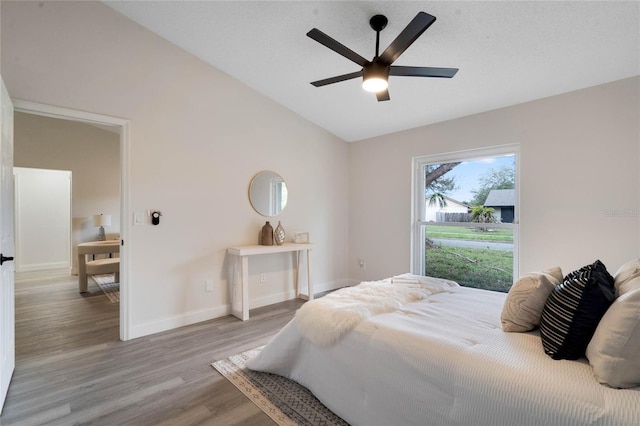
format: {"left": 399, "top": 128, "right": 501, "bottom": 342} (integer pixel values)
{"left": 13, "top": 100, "right": 130, "bottom": 340}
{"left": 14, "top": 167, "right": 72, "bottom": 273}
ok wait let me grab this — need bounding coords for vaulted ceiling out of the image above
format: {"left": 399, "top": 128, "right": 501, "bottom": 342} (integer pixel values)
{"left": 104, "top": 1, "right": 640, "bottom": 142}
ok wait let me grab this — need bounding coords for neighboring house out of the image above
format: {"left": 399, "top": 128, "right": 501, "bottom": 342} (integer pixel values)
{"left": 484, "top": 189, "right": 515, "bottom": 223}
{"left": 425, "top": 196, "right": 470, "bottom": 222}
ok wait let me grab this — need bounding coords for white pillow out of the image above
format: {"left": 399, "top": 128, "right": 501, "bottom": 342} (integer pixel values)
{"left": 613, "top": 258, "right": 640, "bottom": 294}
{"left": 586, "top": 288, "right": 640, "bottom": 388}
{"left": 501, "top": 266, "right": 563, "bottom": 332}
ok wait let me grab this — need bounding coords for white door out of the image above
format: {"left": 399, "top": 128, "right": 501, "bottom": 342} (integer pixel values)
{"left": 0, "top": 76, "right": 15, "bottom": 413}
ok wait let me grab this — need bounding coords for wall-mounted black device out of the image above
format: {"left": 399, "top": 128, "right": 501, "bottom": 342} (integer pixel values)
{"left": 151, "top": 211, "right": 161, "bottom": 225}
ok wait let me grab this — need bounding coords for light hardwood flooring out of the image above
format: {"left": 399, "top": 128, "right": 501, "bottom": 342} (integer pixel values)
{"left": 1, "top": 270, "right": 303, "bottom": 425}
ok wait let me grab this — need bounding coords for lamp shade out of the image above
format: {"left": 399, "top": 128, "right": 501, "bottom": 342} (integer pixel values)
{"left": 93, "top": 214, "right": 112, "bottom": 227}
{"left": 362, "top": 61, "right": 389, "bottom": 93}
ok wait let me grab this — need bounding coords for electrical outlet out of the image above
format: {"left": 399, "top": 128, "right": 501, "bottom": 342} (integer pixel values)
{"left": 359, "top": 259, "right": 366, "bottom": 270}
{"left": 205, "top": 279, "right": 214, "bottom": 292}
{"left": 260, "top": 273, "right": 267, "bottom": 283}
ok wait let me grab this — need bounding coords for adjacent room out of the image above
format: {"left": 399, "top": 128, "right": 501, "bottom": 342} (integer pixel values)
{"left": 0, "top": 1, "right": 638, "bottom": 424}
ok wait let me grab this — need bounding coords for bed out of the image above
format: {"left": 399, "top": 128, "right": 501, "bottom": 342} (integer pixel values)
{"left": 247, "top": 271, "right": 640, "bottom": 426}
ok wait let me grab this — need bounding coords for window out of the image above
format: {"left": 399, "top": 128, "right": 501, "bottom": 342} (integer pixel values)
{"left": 411, "top": 145, "right": 519, "bottom": 292}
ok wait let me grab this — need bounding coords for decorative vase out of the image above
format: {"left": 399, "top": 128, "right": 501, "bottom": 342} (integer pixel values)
{"left": 261, "top": 221, "right": 274, "bottom": 246}
{"left": 274, "top": 221, "right": 286, "bottom": 246}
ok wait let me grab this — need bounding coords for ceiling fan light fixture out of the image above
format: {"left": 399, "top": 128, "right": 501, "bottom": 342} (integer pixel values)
{"left": 362, "top": 61, "right": 389, "bottom": 93}
{"left": 307, "top": 12, "right": 457, "bottom": 102}
{"left": 362, "top": 76, "right": 388, "bottom": 93}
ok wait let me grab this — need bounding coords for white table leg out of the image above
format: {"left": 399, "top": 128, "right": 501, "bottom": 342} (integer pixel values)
{"left": 241, "top": 255, "right": 249, "bottom": 320}
{"left": 230, "top": 255, "right": 250, "bottom": 321}
{"left": 295, "top": 251, "right": 300, "bottom": 298}
{"left": 307, "top": 249, "right": 314, "bottom": 300}
{"left": 296, "top": 249, "right": 314, "bottom": 301}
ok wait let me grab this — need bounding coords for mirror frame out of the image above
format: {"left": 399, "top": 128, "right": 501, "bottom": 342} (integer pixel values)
{"left": 248, "top": 171, "right": 288, "bottom": 217}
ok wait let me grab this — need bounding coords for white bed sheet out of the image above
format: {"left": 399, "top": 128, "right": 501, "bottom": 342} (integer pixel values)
{"left": 247, "top": 285, "right": 640, "bottom": 426}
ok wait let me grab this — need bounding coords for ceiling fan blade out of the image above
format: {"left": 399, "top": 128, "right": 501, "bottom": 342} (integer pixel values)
{"left": 376, "top": 89, "right": 390, "bottom": 102}
{"left": 380, "top": 12, "right": 436, "bottom": 65}
{"left": 390, "top": 66, "right": 458, "bottom": 78}
{"left": 310, "top": 71, "right": 363, "bottom": 87}
{"left": 307, "top": 28, "right": 369, "bottom": 67}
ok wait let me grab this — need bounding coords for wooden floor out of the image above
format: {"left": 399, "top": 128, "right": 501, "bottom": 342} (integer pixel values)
{"left": 0, "top": 270, "right": 303, "bottom": 425}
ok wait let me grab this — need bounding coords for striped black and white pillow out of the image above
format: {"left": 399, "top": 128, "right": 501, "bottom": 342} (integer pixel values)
{"left": 539, "top": 260, "right": 615, "bottom": 360}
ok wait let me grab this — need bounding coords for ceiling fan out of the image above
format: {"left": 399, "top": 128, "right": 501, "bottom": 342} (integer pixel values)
{"left": 307, "top": 12, "right": 458, "bottom": 102}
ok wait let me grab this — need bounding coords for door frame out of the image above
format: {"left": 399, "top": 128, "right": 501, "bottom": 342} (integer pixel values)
{"left": 13, "top": 100, "right": 131, "bottom": 341}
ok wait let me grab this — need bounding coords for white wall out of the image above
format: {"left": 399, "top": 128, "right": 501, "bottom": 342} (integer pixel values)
{"left": 0, "top": 1, "right": 349, "bottom": 338}
{"left": 349, "top": 76, "right": 640, "bottom": 281}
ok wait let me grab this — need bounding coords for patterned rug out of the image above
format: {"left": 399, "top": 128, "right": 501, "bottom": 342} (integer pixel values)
{"left": 92, "top": 274, "right": 119, "bottom": 303}
{"left": 212, "top": 347, "right": 348, "bottom": 426}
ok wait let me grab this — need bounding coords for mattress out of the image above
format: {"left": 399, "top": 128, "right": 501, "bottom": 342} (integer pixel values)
{"left": 247, "top": 284, "right": 640, "bottom": 426}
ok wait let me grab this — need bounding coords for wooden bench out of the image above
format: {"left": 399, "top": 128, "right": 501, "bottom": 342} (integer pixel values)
{"left": 77, "top": 240, "right": 120, "bottom": 293}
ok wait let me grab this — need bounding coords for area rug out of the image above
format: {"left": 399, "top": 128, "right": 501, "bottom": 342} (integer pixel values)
{"left": 212, "top": 347, "right": 348, "bottom": 426}
{"left": 92, "top": 274, "right": 119, "bottom": 303}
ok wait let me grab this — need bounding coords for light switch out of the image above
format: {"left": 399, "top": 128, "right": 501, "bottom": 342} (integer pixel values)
{"left": 134, "top": 213, "right": 144, "bottom": 225}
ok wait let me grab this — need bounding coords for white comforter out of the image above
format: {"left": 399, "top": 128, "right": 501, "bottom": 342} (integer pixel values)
{"left": 247, "top": 282, "right": 640, "bottom": 426}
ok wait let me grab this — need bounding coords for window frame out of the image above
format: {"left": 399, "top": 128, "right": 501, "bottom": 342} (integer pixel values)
{"left": 411, "top": 144, "right": 520, "bottom": 282}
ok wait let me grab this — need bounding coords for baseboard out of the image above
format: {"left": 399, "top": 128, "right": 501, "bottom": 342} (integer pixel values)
{"left": 248, "top": 279, "right": 351, "bottom": 309}
{"left": 17, "top": 261, "right": 70, "bottom": 273}
{"left": 249, "top": 290, "right": 297, "bottom": 309}
{"left": 129, "top": 304, "right": 230, "bottom": 340}
{"left": 313, "top": 279, "right": 353, "bottom": 293}
{"left": 129, "top": 279, "right": 354, "bottom": 339}
{"left": 342, "top": 279, "right": 360, "bottom": 287}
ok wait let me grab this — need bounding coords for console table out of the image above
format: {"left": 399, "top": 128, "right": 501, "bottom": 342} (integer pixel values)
{"left": 227, "top": 243, "right": 314, "bottom": 320}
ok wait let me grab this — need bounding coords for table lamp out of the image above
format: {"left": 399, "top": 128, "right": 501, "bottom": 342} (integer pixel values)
{"left": 93, "top": 214, "right": 112, "bottom": 241}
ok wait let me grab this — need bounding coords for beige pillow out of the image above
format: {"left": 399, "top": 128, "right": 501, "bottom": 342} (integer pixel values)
{"left": 619, "top": 276, "right": 640, "bottom": 297}
{"left": 586, "top": 288, "right": 640, "bottom": 388}
{"left": 613, "top": 258, "right": 640, "bottom": 294}
{"left": 501, "top": 266, "right": 563, "bottom": 332}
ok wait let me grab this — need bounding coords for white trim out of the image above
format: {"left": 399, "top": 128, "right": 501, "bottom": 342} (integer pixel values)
{"left": 250, "top": 290, "right": 297, "bottom": 310}
{"left": 416, "top": 221, "right": 516, "bottom": 229}
{"left": 130, "top": 305, "right": 230, "bottom": 340}
{"left": 410, "top": 157, "right": 426, "bottom": 274}
{"left": 411, "top": 144, "right": 520, "bottom": 279}
{"left": 12, "top": 100, "right": 128, "bottom": 127}
{"left": 249, "top": 279, "right": 348, "bottom": 309}
{"left": 13, "top": 100, "right": 132, "bottom": 341}
{"left": 413, "top": 143, "right": 520, "bottom": 166}
{"left": 309, "top": 279, "right": 349, "bottom": 294}
{"left": 15, "top": 262, "right": 70, "bottom": 272}
{"left": 129, "top": 278, "right": 349, "bottom": 339}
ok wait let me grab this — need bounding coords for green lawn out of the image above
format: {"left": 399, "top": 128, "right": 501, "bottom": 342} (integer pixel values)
{"left": 425, "top": 245, "right": 513, "bottom": 293}
{"left": 423, "top": 224, "right": 515, "bottom": 292}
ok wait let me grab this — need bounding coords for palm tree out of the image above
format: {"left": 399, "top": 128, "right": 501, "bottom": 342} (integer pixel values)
{"left": 428, "top": 193, "right": 448, "bottom": 209}
{"left": 471, "top": 206, "right": 496, "bottom": 231}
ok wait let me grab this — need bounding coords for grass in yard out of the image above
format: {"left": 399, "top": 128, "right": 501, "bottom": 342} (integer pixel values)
{"left": 426, "top": 245, "right": 513, "bottom": 292}
{"left": 426, "top": 225, "right": 513, "bottom": 242}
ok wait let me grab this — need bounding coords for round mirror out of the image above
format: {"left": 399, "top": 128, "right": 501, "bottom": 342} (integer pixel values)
{"left": 249, "top": 171, "right": 288, "bottom": 217}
